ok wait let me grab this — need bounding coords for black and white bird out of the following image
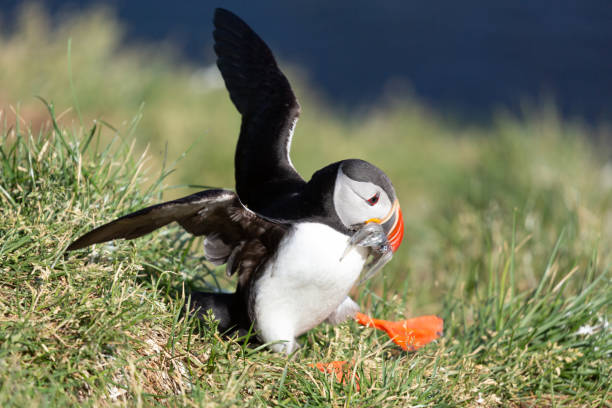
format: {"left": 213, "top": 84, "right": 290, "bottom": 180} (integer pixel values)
{"left": 67, "top": 8, "right": 404, "bottom": 353}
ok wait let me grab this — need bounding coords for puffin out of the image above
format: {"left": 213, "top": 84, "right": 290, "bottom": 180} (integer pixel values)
{"left": 67, "top": 8, "right": 442, "bottom": 355}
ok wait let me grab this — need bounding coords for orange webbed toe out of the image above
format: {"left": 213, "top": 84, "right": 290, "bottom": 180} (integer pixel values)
{"left": 355, "top": 312, "right": 443, "bottom": 351}
{"left": 310, "top": 360, "right": 360, "bottom": 390}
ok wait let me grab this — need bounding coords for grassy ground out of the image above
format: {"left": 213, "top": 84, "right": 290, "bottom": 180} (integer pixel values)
{"left": 1, "top": 4, "right": 611, "bottom": 407}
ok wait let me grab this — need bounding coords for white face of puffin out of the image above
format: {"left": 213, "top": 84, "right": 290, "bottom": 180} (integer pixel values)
{"left": 333, "top": 167, "right": 393, "bottom": 227}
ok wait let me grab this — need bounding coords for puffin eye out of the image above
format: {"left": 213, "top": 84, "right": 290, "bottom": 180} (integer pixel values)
{"left": 367, "top": 192, "right": 380, "bottom": 205}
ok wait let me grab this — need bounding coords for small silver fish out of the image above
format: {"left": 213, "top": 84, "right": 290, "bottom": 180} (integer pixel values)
{"left": 340, "top": 222, "right": 394, "bottom": 284}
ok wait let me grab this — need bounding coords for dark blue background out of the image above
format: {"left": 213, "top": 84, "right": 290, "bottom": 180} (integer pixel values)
{"left": 3, "top": 0, "right": 612, "bottom": 122}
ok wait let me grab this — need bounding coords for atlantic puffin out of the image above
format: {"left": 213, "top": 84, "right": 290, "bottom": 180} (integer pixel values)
{"left": 67, "top": 8, "right": 441, "bottom": 355}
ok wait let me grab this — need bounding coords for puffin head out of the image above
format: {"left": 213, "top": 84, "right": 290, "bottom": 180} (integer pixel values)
{"left": 330, "top": 159, "right": 404, "bottom": 252}
{"left": 303, "top": 159, "right": 403, "bottom": 252}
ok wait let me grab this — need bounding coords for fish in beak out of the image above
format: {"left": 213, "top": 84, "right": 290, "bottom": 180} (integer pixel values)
{"left": 342, "top": 199, "right": 404, "bottom": 283}
{"left": 365, "top": 199, "right": 404, "bottom": 252}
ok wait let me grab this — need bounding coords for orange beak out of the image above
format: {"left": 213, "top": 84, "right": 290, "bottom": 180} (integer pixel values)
{"left": 385, "top": 201, "right": 404, "bottom": 252}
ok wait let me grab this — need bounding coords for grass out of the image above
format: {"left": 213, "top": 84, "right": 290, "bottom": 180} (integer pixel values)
{"left": 1, "top": 4, "right": 611, "bottom": 407}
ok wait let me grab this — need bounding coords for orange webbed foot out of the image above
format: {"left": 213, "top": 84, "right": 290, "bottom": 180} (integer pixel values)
{"left": 310, "top": 361, "right": 360, "bottom": 390}
{"left": 355, "top": 312, "right": 443, "bottom": 351}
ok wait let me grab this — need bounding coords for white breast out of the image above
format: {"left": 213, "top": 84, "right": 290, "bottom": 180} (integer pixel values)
{"left": 253, "top": 222, "right": 367, "bottom": 350}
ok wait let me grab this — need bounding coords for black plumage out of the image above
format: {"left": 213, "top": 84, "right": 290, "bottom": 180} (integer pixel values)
{"left": 213, "top": 8, "right": 305, "bottom": 214}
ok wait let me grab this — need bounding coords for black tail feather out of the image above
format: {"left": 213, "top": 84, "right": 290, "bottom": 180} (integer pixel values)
{"left": 188, "top": 291, "right": 253, "bottom": 338}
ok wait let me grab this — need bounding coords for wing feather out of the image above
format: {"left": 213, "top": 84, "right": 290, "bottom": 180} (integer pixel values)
{"left": 66, "top": 189, "right": 236, "bottom": 251}
{"left": 213, "top": 8, "right": 305, "bottom": 212}
{"left": 66, "top": 189, "right": 287, "bottom": 275}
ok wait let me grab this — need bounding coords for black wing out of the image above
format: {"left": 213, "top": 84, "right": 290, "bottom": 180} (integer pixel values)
{"left": 66, "top": 189, "right": 288, "bottom": 281}
{"left": 67, "top": 189, "right": 235, "bottom": 250}
{"left": 213, "top": 8, "right": 305, "bottom": 213}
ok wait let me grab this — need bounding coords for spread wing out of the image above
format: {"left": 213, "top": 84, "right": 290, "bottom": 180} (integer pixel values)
{"left": 213, "top": 8, "right": 306, "bottom": 213}
{"left": 67, "top": 189, "right": 288, "bottom": 283}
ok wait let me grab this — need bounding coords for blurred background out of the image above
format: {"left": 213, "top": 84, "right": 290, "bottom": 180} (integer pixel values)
{"left": 1, "top": 2, "right": 610, "bottom": 308}
{"left": 3, "top": 1, "right": 612, "bottom": 121}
